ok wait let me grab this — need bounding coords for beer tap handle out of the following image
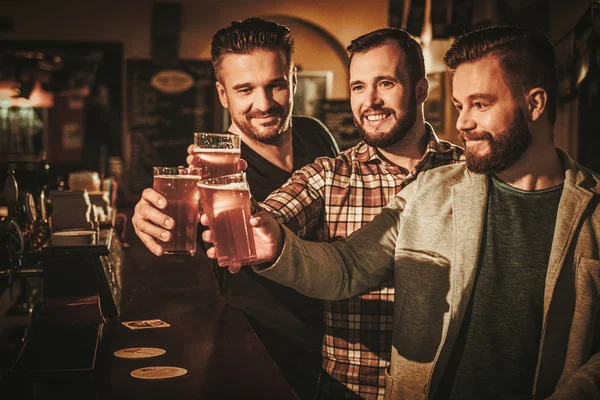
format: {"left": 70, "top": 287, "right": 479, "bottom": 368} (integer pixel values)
{"left": 4, "top": 171, "right": 18, "bottom": 220}
{"left": 25, "top": 192, "right": 37, "bottom": 224}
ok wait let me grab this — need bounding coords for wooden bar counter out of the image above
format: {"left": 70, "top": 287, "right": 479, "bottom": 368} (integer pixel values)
{"left": 3, "top": 212, "right": 299, "bottom": 399}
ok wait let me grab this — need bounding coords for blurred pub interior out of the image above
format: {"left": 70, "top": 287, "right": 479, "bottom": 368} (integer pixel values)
{"left": 0, "top": 0, "right": 598, "bottom": 398}
{"left": 0, "top": 0, "right": 598, "bottom": 201}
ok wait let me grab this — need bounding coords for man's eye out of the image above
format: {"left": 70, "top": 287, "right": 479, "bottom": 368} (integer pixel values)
{"left": 454, "top": 104, "right": 462, "bottom": 112}
{"left": 475, "top": 102, "right": 486, "bottom": 109}
{"left": 379, "top": 81, "right": 394, "bottom": 88}
{"left": 238, "top": 88, "right": 252, "bottom": 94}
{"left": 351, "top": 85, "right": 364, "bottom": 92}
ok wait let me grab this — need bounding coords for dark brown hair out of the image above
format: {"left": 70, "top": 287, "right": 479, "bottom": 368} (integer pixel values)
{"left": 444, "top": 26, "right": 558, "bottom": 124}
{"left": 211, "top": 18, "right": 294, "bottom": 81}
{"left": 346, "top": 28, "right": 425, "bottom": 87}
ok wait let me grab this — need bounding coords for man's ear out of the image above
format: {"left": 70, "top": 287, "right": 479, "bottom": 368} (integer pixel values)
{"left": 291, "top": 66, "right": 298, "bottom": 95}
{"left": 415, "top": 77, "right": 429, "bottom": 104}
{"left": 216, "top": 81, "right": 229, "bottom": 109}
{"left": 526, "top": 87, "right": 547, "bottom": 122}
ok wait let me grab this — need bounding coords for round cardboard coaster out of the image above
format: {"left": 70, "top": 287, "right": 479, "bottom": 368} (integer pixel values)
{"left": 52, "top": 230, "right": 96, "bottom": 246}
{"left": 114, "top": 347, "right": 166, "bottom": 359}
{"left": 130, "top": 366, "right": 187, "bottom": 380}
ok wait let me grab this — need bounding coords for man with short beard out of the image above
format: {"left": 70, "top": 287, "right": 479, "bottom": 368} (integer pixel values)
{"left": 240, "top": 28, "right": 463, "bottom": 399}
{"left": 460, "top": 107, "right": 531, "bottom": 174}
{"left": 139, "top": 25, "right": 464, "bottom": 399}
{"left": 132, "top": 18, "right": 339, "bottom": 400}
{"left": 210, "top": 26, "right": 600, "bottom": 399}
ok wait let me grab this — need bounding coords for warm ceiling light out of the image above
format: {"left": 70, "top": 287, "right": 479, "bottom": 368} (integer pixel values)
{"left": 27, "top": 81, "right": 54, "bottom": 107}
{"left": 0, "top": 80, "right": 54, "bottom": 108}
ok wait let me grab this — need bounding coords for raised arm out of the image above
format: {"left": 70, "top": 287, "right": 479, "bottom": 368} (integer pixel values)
{"left": 254, "top": 201, "right": 402, "bottom": 300}
{"left": 132, "top": 188, "right": 173, "bottom": 256}
{"left": 201, "top": 204, "right": 400, "bottom": 298}
{"left": 259, "top": 157, "right": 334, "bottom": 238}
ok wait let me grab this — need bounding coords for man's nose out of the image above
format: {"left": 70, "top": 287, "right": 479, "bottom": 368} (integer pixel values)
{"left": 253, "top": 87, "right": 274, "bottom": 111}
{"left": 456, "top": 108, "right": 476, "bottom": 132}
{"left": 364, "top": 86, "right": 383, "bottom": 109}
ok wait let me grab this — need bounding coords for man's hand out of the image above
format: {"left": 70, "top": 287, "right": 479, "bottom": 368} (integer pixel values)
{"left": 132, "top": 188, "right": 174, "bottom": 256}
{"left": 201, "top": 211, "right": 284, "bottom": 274}
{"left": 186, "top": 144, "right": 248, "bottom": 171}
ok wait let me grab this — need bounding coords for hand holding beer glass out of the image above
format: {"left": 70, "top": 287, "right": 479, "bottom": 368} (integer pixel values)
{"left": 198, "top": 173, "right": 256, "bottom": 267}
{"left": 152, "top": 167, "right": 202, "bottom": 256}
{"left": 133, "top": 134, "right": 241, "bottom": 257}
{"left": 193, "top": 132, "right": 241, "bottom": 179}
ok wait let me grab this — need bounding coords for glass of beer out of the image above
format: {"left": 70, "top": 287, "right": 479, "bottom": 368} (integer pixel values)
{"left": 198, "top": 173, "right": 256, "bottom": 266}
{"left": 153, "top": 167, "right": 202, "bottom": 256}
{"left": 193, "top": 132, "right": 241, "bottom": 179}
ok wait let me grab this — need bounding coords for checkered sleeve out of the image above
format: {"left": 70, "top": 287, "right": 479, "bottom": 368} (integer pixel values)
{"left": 259, "top": 158, "right": 330, "bottom": 238}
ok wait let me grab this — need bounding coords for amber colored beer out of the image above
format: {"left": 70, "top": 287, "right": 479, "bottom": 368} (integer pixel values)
{"left": 153, "top": 173, "right": 200, "bottom": 256}
{"left": 199, "top": 176, "right": 256, "bottom": 266}
{"left": 193, "top": 148, "right": 240, "bottom": 179}
{"left": 193, "top": 132, "right": 241, "bottom": 179}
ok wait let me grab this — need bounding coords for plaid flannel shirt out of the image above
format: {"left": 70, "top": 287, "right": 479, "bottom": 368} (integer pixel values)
{"left": 260, "top": 124, "right": 464, "bottom": 399}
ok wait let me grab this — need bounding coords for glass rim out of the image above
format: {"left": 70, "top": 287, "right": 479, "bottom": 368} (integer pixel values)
{"left": 194, "top": 132, "right": 239, "bottom": 139}
{"left": 198, "top": 172, "right": 247, "bottom": 186}
{"left": 153, "top": 166, "right": 203, "bottom": 176}
{"left": 194, "top": 132, "right": 241, "bottom": 149}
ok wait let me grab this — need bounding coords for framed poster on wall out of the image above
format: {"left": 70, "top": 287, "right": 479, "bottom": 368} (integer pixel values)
{"left": 322, "top": 99, "right": 359, "bottom": 151}
{"left": 294, "top": 70, "right": 333, "bottom": 122}
{"left": 424, "top": 72, "right": 445, "bottom": 135}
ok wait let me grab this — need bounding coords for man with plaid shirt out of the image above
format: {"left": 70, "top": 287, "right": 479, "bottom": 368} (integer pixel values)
{"left": 250, "top": 28, "right": 464, "bottom": 399}
{"left": 137, "top": 26, "right": 463, "bottom": 398}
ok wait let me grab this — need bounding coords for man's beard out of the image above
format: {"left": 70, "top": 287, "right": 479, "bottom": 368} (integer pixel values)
{"left": 461, "top": 108, "right": 532, "bottom": 174}
{"left": 353, "top": 93, "right": 417, "bottom": 148}
{"left": 231, "top": 105, "right": 291, "bottom": 145}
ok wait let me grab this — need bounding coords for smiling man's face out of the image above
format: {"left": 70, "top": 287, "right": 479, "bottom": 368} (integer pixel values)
{"left": 216, "top": 49, "right": 295, "bottom": 144}
{"left": 452, "top": 56, "right": 532, "bottom": 174}
{"left": 349, "top": 41, "right": 417, "bottom": 148}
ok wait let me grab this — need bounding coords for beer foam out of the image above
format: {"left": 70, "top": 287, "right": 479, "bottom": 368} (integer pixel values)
{"left": 197, "top": 181, "right": 247, "bottom": 190}
{"left": 154, "top": 175, "right": 201, "bottom": 180}
{"left": 194, "top": 148, "right": 240, "bottom": 154}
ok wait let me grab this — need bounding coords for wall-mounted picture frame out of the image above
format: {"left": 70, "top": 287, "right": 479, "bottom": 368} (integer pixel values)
{"left": 294, "top": 70, "right": 333, "bottom": 121}
{"left": 322, "top": 99, "right": 359, "bottom": 151}
{"left": 424, "top": 72, "right": 445, "bottom": 135}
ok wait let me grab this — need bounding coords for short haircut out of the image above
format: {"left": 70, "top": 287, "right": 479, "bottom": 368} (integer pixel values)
{"left": 444, "top": 26, "right": 558, "bottom": 124}
{"left": 211, "top": 18, "right": 294, "bottom": 82}
{"left": 346, "top": 28, "right": 425, "bottom": 87}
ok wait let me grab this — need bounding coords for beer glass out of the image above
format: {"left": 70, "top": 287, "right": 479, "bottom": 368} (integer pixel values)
{"left": 153, "top": 167, "right": 202, "bottom": 256}
{"left": 198, "top": 173, "right": 256, "bottom": 266}
{"left": 193, "top": 132, "right": 241, "bottom": 179}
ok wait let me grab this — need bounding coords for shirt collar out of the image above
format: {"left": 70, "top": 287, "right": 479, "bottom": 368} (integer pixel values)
{"left": 352, "top": 122, "right": 451, "bottom": 165}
